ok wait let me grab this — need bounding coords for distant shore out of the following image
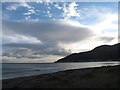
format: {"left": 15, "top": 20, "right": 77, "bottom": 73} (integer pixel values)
{"left": 2, "top": 65, "right": 120, "bottom": 88}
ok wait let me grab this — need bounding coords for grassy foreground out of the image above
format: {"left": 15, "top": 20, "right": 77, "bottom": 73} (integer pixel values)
{"left": 2, "top": 65, "right": 120, "bottom": 88}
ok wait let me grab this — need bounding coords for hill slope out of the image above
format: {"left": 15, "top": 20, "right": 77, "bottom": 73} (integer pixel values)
{"left": 55, "top": 43, "right": 120, "bottom": 62}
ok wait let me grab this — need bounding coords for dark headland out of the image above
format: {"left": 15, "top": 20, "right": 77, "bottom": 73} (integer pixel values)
{"left": 55, "top": 43, "right": 120, "bottom": 63}
{"left": 2, "top": 65, "right": 120, "bottom": 88}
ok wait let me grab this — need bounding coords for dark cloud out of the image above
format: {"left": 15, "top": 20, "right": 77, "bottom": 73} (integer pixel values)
{"left": 99, "top": 36, "right": 114, "bottom": 42}
{"left": 2, "top": 43, "right": 71, "bottom": 58}
{"left": 2, "top": 20, "right": 94, "bottom": 59}
{"left": 3, "top": 20, "right": 94, "bottom": 43}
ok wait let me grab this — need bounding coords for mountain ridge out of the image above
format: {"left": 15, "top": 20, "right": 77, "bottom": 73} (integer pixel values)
{"left": 55, "top": 43, "right": 120, "bottom": 63}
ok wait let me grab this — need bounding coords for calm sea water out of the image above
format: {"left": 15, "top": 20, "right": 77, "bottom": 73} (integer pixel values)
{"left": 2, "top": 61, "right": 119, "bottom": 80}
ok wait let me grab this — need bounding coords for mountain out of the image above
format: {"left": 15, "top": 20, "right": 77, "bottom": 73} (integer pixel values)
{"left": 55, "top": 43, "right": 120, "bottom": 62}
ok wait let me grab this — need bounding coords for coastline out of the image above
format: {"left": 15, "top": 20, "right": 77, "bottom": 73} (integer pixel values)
{"left": 2, "top": 65, "right": 120, "bottom": 88}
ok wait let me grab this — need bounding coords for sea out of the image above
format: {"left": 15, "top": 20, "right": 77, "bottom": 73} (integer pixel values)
{"left": 2, "top": 61, "right": 119, "bottom": 80}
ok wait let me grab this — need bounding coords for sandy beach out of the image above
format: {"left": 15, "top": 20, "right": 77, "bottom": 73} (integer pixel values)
{"left": 2, "top": 65, "right": 120, "bottom": 88}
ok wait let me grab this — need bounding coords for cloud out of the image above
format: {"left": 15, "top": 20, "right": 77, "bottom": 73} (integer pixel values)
{"left": 20, "top": 2, "right": 34, "bottom": 9}
{"left": 88, "top": 13, "right": 118, "bottom": 45}
{"left": 2, "top": 19, "right": 94, "bottom": 62}
{"left": 6, "top": 2, "right": 34, "bottom": 11}
{"left": 62, "top": 2, "right": 80, "bottom": 19}
{"left": 54, "top": 4, "right": 62, "bottom": 9}
{"left": 2, "top": 42, "right": 70, "bottom": 63}
{"left": 91, "top": 13, "right": 118, "bottom": 33}
{"left": 2, "top": 34, "right": 41, "bottom": 43}
{"left": 6, "top": 3, "right": 19, "bottom": 11}
{"left": 23, "top": 9, "right": 36, "bottom": 15}
{"left": 3, "top": 20, "right": 94, "bottom": 43}
{"left": 98, "top": 36, "right": 115, "bottom": 43}
{"left": 2, "top": 43, "right": 70, "bottom": 55}
{"left": 2, "top": 54, "right": 62, "bottom": 63}
{"left": 2, "top": 2, "right": 118, "bottom": 63}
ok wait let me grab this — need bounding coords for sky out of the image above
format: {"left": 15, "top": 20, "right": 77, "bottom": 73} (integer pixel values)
{"left": 1, "top": 1, "right": 119, "bottom": 63}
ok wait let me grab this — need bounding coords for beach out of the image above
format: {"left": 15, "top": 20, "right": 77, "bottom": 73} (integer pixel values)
{"left": 2, "top": 65, "right": 120, "bottom": 88}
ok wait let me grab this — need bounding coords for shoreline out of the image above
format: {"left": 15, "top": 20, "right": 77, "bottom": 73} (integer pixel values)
{"left": 2, "top": 61, "right": 120, "bottom": 64}
{"left": 2, "top": 65, "right": 120, "bottom": 88}
{"left": 2, "top": 61, "right": 118, "bottom": 80}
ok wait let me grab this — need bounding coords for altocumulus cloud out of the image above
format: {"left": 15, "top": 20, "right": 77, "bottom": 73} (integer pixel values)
{"left": 2, "top": 20, "right": 94, "bottom": 60}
